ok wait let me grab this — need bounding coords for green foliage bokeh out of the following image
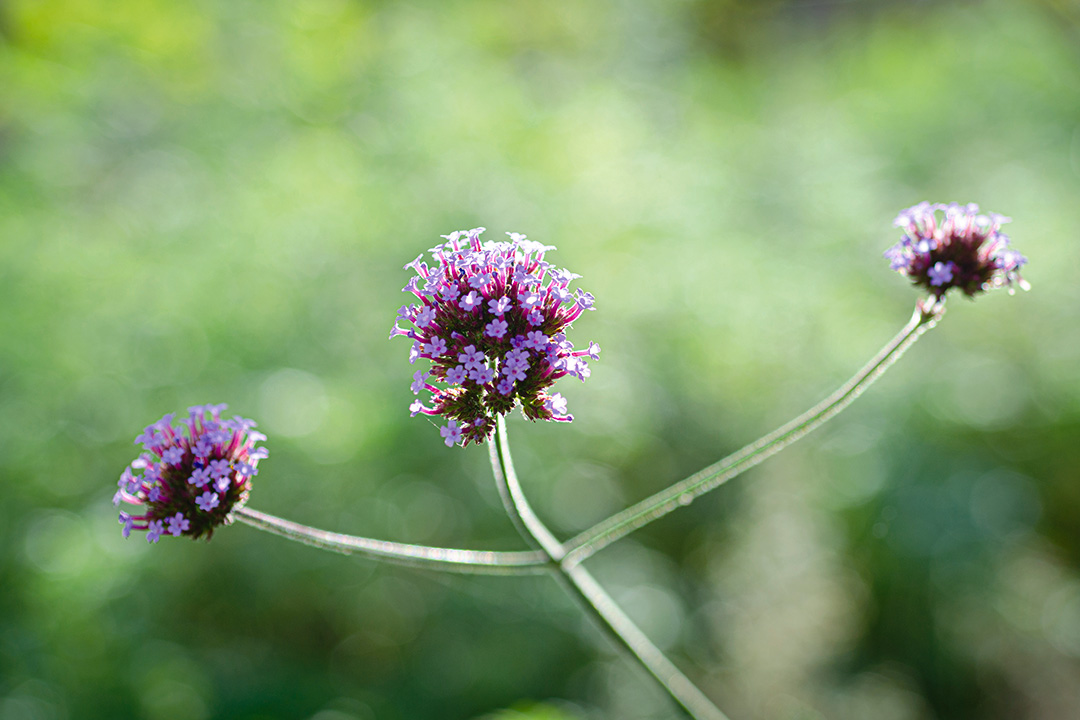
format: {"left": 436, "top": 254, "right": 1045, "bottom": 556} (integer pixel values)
{"left": 2, "top": 1, "right": 1079, "bottom": 718}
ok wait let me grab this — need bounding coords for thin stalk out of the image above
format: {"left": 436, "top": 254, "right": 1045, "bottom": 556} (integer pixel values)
{"left": 562, "top": 298, "right": 944, "bottom": 568}
{"left": 232, "top": 505, "right": 549, "bottom": 576}
{"left": 490, "top": 417, "right": 564, "bottom": 560}
{"left": 492, "top": 418, "right": 730, "bottom": 720}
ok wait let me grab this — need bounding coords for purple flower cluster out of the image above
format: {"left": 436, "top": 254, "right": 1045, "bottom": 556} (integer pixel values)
{"left": 885, "top": 202, "right": 1028, "bottom": 298}
{"left": 391, "top": 228, "right": 600, "bottom": 447}
{"left": 115, "top": 404, "right": 268, "bottom": 542}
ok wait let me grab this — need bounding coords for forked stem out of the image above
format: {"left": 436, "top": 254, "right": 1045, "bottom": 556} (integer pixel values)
{"left": 491, "top": 417, "right": 730, "bottom": 720}
{"left": 231, "top": 299, "right": 940, "bottom": 584}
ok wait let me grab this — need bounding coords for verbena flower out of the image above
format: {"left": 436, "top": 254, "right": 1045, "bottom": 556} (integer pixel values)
{"left": 115, "top": 404, "right": 268, "bottom": 542}
{"left": 885, "top": 202, "right": 1028, "bottom": 298}
{"left": 391, "top": 228, "right": 600, "bottom": 447}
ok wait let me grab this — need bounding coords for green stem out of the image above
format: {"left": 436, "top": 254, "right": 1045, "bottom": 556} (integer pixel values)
{"left": 232, "top": 505, "right": 548, "bottom": 576}
{"left": 562, "top": 298, "right": 944, "bottom": 568}
{"left": 491, "top": 418, "right": 730, "bottom": 720}
{"left": 490, "top": 417, "right": 564, "bottom": 560}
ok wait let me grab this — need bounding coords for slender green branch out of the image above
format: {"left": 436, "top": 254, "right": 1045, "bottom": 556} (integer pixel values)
{"left": 562, "top": 298, "right": 945, "bottom": 568}
{"left": 231, "top": 505, "right": 549, "bottom": 576}
{"left": 491, "top": 419, "right": 730, "bottom": 720}
{"left": 490, "top": 417, "right": 564, "bottom": 560}
{"left": 559, "top": 563, "right": 730, "bottom": 720}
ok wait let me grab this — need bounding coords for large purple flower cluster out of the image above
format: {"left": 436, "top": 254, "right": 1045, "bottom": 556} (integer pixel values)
{"left": 391, "top": 228, "right": 600, "bottom": 447}
{"left": 885, "top": 202, "right": 1028, "bottom": 298}
{"left": 114, "top": 404, "right": 268, "bottom": 542}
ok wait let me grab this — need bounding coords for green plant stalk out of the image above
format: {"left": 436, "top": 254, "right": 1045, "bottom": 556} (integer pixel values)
{"left": 561, "top": 298, "right": 945, "bottom": 568}
{"left": 491, "top": 417, "right": 730, "bottom": 720}
{"left": 232, "top": 505, "right": 549, "bottom": 575}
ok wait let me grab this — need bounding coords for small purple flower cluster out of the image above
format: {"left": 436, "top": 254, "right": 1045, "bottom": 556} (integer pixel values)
{"left": 115, "top": 405, "right": 268, "bottom": 542}
{"left": 885, "top": 202, "right": 1028, "bottom": 298}
{"left": 391, "top": 228, "right": 600, "bottom": 447}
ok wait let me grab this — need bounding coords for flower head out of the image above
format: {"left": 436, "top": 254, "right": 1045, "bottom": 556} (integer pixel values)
{"left": 114, "top": 404, "right": 268, "bottom": 542}
{"left": 885, "top": 202, "right": 1028, "bottom": 298}
{"left": 393, "top": 228, "right": 599, "bottom": 447}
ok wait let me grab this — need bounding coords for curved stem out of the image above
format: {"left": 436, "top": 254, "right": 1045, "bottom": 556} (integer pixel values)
{"left": 490, "top": 419, "right": 564, "bottom": 560}
{"left": 491, "top": 418, "right": 730, "bottom": 720}
{"left": 232, "top": 505, "right": 549, "bottom": 576}
{"left": 562, "top": 298, "right": 944, "bottom": 568}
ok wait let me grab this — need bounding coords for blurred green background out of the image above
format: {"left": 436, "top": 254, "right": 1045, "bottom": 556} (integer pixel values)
{"left": 2, "top": 0, "right": 1079, "bottom": 718}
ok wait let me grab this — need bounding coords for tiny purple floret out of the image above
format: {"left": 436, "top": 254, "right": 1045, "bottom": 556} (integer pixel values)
{"left": 446, "top": 365, "right": 468, "bottom": 385}
{"left": 196, "top": 491, "right": 220, "bottom": 512}
{"left": 928, "top": 261, "right": 954, "bottom": 287}
{"left": 167, "top": 512, "right": 190, "bottom": 537}
{"left": 440, "top": 419, "right": 463, "bottom": 447}
{"left": 485, "top": 318, "right": 509, "bottom": 339}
